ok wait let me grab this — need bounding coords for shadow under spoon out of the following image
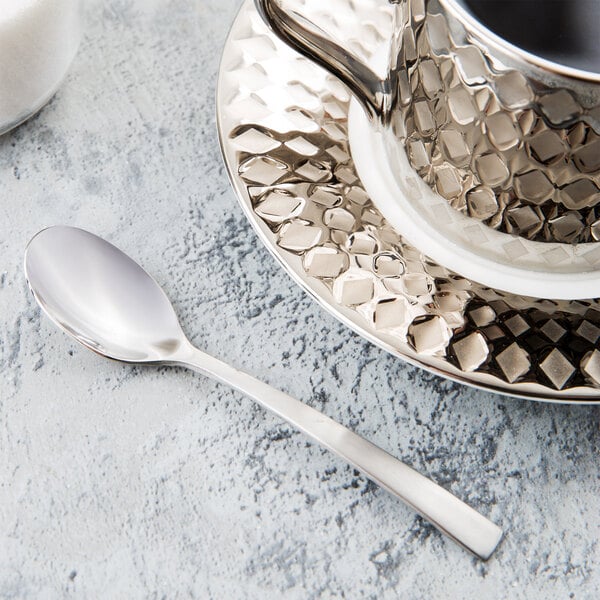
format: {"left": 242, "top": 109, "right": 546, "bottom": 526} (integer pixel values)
{"left": 24, "top": 225, "right": 503, "bottom": 559}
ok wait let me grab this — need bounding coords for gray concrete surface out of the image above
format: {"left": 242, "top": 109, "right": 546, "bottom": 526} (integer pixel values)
{"left": 1, "top": 1, "right": 599, "bottom": 598}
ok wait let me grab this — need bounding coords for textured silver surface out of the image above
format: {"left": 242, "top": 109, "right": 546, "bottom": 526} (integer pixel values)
{"left": 219, "top": 1, "right": 600, "bottom": 399}
{"left": 393, "top": 0, "right": 600, "bottom": 245}
{"left": 1, "top": 0, "right": 599, "bottom": 598}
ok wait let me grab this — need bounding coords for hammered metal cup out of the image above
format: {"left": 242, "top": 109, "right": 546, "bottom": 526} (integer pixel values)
{"left": 256, "top": 0, "right": 600, "bottom": 246}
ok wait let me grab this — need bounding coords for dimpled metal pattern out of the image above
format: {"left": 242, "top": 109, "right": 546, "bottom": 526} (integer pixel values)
{"left": 218, "top": 0, "right": 600, "bottom": 400}
{"left": 393, "top": 0, "right": 600, "bottom": 244}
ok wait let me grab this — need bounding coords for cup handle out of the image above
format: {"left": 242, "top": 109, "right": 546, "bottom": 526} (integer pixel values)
{"left": 255, "top": 0, "right": 394, "bottom": 122}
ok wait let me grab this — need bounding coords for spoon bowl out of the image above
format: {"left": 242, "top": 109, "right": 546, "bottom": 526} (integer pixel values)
{"left": 25, "top": 226, "right": 186, "bottom": 362}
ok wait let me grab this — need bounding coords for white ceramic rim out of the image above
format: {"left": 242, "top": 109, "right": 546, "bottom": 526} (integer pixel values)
{"left": 348, "top": 97, "right": 600, "bottom": 300}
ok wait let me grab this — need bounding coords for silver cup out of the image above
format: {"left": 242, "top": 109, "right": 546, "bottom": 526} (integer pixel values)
{"left": 257, "top": 0, "right": 600, "bottom": 246}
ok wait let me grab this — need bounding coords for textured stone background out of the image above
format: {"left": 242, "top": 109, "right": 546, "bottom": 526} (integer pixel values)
{"left": 1, "top": 1, "right": 599, "bottom": 598}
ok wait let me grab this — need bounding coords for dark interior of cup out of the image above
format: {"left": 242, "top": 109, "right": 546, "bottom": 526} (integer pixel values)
{"left": 458, "top": 0, "right": 600, "bottom": 74}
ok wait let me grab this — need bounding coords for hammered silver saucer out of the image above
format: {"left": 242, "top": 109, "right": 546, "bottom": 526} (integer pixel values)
{"left": 217, "top": 0, "right": 600, "bottom": 402}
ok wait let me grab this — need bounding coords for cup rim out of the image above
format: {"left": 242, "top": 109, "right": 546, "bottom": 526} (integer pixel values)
{"left": 440, "top": 0, "right": 600, "bottom": 84}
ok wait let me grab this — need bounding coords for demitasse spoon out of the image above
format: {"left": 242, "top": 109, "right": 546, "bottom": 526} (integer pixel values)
{"left": 24, "top": 226, "right": 503, "bottom": 560}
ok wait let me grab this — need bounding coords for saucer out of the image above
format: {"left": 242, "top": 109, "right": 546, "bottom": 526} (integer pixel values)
{"left": 217, "top": 0, "right": 600, "bottom": 402}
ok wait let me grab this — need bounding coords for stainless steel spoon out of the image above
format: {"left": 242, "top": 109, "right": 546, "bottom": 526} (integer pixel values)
{"left": 24, "top": 225, "right": 503, "bottom": 560}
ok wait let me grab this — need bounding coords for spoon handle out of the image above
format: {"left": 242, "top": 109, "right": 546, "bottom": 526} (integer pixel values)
{"left": 177, "top": 346, "right": 503, "bottom": 560}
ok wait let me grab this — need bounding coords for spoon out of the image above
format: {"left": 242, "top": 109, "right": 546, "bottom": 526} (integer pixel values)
{"left": 24, "top": 225, "right": 503, "bottom": 560}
